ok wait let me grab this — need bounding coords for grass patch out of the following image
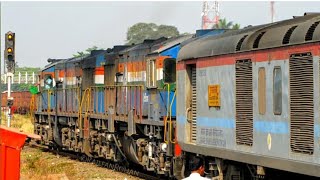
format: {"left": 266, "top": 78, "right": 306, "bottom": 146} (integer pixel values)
{"left": 1, "top": 113, "right": 34, "bottom": 134}
{"left": 21, "top": 148, "right": 76, "bottom": 179}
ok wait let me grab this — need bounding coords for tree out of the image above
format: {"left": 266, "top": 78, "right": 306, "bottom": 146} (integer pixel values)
{"left": 232, "top": 23, "right": 241, "bottom": 30}
{"left": 126, "top": 23, "right": 179, "bottom": 45}
{"left": 212, "top": 18, "right": 240, "bottom": 30}
{"left": 73, "top": 46, "right": 104, "bottom": 58}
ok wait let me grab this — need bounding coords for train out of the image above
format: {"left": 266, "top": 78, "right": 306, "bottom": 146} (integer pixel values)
{"left": 33, "top": 13, "right": 320, "bottom": 179}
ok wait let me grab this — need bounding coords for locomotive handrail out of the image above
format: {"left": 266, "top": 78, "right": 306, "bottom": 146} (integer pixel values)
{"left": 90, "top": 85, "right": 143, "bottom": 87}
{"left": 163, "top": 83, "right": 176, "bottom": 144}
{"left": 169, "top": 90, "right": 176, "bottom": 144}
{"left": 42, "top": 89, "right": 54, "bottom": 113}
{"left": 29, "top": 94, "right": 36, "bottom": 117}
{"left": 79, "top": 85, "right": 143, "bottom": 124}
{"left": 56, "top": 87, "right": 81, "bottom": 113}
{"left": 39, "top": 87, "right": 80, "bottom": 113}
{"left": 39, "top": 85, "right": 144, "bottom": 134}
{"left": 164, "top": 83, "right": 169, "bottom": 144}
{"left": 78, "top": 88, "right": 91, "bottom": 133}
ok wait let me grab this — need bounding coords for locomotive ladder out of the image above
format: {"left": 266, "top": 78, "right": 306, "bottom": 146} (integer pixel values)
{"left": 191, "top": 67, "right": 197, "bottom": 143}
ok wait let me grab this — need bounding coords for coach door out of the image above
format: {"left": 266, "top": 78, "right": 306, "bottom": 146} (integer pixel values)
{"left": 186, "top": 64, "right": 197, "bottom": 143}
{"left": 235, "top": 59, "right": 253, "bottom": 146}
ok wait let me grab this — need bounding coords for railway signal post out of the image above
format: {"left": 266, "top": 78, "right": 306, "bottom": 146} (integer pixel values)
{"left": 4, "top": 31, "right": 15, "bottom": 127}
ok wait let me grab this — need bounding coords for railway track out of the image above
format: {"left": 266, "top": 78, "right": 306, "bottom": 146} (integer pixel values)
{"left": 25, "top": 141, "right": 165, "bottom": 180}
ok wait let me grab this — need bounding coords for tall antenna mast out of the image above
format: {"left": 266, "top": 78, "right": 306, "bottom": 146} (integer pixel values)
{"left": 201, "top": 1, "right": 220, "bottom": 29}
{"left": 271, "top": 1, "right": 275, "bottom": 23}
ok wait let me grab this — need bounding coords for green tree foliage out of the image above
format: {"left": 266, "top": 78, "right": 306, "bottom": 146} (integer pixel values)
{"left": 212, "top": 18, "right": 241, "bottom": 30}
{"left": 73, "top": 46, "right": 104, "bottom": 58}
{"left": 126, "top": 23, "right": 180, "bottom": 45}
{"left": 232, "top": 23, "right": 241, "bottom": 30}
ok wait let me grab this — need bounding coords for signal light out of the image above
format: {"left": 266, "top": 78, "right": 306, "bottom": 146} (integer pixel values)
{"left": 5, "top": 31, "right": 15, "bottom": 62}
{"left": 7, "top": 48, "right": 12, "bottom": 53}
{"left": 8, "top": 34, "right": 13, "bottom": 40}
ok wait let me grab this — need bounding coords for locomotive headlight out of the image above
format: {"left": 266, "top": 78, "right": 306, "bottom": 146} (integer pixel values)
{"left": 161, "top": 143, "right": 167, "bottom": 152}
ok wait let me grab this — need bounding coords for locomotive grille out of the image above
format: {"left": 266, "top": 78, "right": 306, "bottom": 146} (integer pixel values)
{"left": 305, "top": 21, "right": 320, "bottom": 41}
{"left": 191, "top": 67, "right": 197, "bottom": 143}
{"left": 236, "top": 35, "right": 248, "bottom": 51}
{"left": 253, "top": 32, "right": 266, "bottom": 49}
{"left": 235, "top": 59, "right": 253, "bottom": 146}
{"left": 282, "top": 25, "right": 298, "bottom": 45}
{"left": 290, "top": 53, "right": 314, "bottom": 154}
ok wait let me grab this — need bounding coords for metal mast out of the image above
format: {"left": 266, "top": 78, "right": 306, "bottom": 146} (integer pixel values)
{"left": 201, "top": 1, "right": 220, "bottom": 29}
{"left": 271, "top": 1, "right": 275, "bottom": 23}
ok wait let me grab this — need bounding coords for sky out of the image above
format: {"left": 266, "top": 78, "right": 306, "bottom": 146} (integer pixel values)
{"left": 1, "top": 1, "right": 320, "bottom": 68}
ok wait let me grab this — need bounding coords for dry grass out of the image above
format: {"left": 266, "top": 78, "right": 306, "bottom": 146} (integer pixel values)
{"left": 11, "top": 114, "right": 34, "bottom": 133}
{"left": 0, "top": 113, "right": 34, "bottom": 134}
{"left": 0, "top": 114, "right": 142, "bottom": 180}
{"left": 1, "top": 113, "right": 142, "bottom": 179}
{"left": 21, "top": 147, "right": 77, "bottom": 179}
{"left": 21, "top": 147, "right": 142, "bottom": 180}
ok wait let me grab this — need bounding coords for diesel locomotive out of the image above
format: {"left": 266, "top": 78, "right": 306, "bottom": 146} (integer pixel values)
{"left": 34, "top": 13, "right": 320, "bottom": 179}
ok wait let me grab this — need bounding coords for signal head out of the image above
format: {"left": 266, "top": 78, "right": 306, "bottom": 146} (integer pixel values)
{"left": 5, "top": 31, "right": 15, "bottom": 62}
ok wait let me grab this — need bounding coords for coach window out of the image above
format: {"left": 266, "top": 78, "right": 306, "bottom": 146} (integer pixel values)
{"left": 273, "top": 67, "right": 282, "bottom": 115}
{"left": 163, "top": 58, "right": 176, "bottom": 83}
{"left": 258, "top": 67, "right": 266, "bottom": 115}
{"left": 147, "top": 59, "right": 156, "bottom": 88}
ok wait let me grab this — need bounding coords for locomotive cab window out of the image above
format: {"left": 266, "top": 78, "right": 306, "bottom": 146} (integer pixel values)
{"left": 163, "top": 58, "right": 176, "bottom": 83}
{"left": 147, "top": 59, "right": 157, "bottom": 88}
{"left": 44, "top": 75, "right": 53, "bottom": 89}
{"left": 273, "top": 67, "right": 282, "bottom": 115}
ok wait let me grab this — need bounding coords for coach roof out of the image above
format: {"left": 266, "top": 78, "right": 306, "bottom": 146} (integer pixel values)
{"left": 178, "top": 13, "right": 320, "bottom": 61}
